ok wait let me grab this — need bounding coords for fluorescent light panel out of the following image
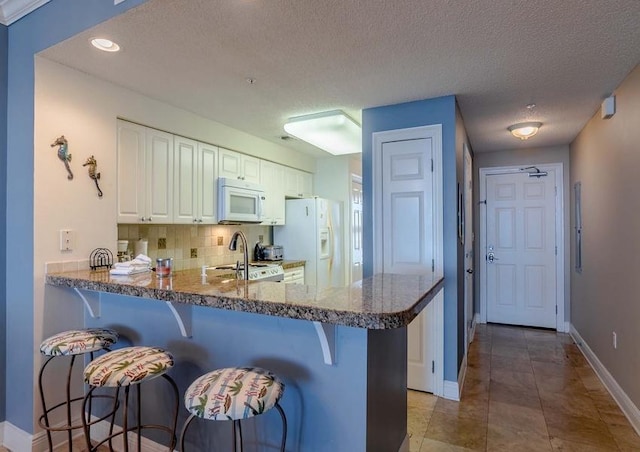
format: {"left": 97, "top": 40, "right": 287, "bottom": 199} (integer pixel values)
{"left": 284, "top": 110, "right": 361, "bottom": 155}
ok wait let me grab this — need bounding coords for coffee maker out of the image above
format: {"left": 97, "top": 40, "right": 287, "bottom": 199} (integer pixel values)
{"left": 117, "top": 240, "right": 130, "bottom": 262}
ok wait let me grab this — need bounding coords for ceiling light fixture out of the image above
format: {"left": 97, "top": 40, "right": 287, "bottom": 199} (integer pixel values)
{"left": 508, "top": 121, "right": 542, "bottom": 140}
{"left": 284, "top": 110, "right": 361, "bottom": 155}
{"left": 90, "top": 38, "right": 120, "bottom": 52}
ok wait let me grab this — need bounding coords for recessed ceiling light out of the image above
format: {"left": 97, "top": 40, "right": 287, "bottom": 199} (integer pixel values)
{"left": 90, "top": 38, "right": 120, "bottom": 52}
{"left": 526, "top": 103, "right": 536, "bottom": 109}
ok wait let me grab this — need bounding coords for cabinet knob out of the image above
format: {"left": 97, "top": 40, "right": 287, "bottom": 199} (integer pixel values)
{"left": 198, "top": 219, "right": 203, "bottom": 223}
{"left": 140, "top": 217, "right": 146, "bottom": 222}
{"left": 193, "top": 219, "right": 197, "bottom": 223}
{"left": 148, "top": 217, "right": 152, "bottom": 222}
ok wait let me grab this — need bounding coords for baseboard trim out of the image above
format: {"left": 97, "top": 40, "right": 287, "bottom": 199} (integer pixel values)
{"left": 32, "top": 414, "right": 85, "bottom": 452}
{"left": 443, "top": 380, "right": 460, "bottom": 401}
{"left": 562, "top": 321, "right": 570, "bottom": 334}
{"left": 2, "top": 421, "right": 33, "bottom": 452}
{"left": 398, "top": 433, "right": 409, "bottom": 452}
{"left": 470, "top": 314, "right": 478, "bottom": 342}
{"left": 90, "top": 417, "right": 174, "bottom": 452}
{"left": 0, "top": 421, "right": 5, "bottom": 447}
{"left": 457, "top": 353, "right": 468, "bottom": 398}
{"left": 570, "top": 325, "right": 640, "bottom": 436}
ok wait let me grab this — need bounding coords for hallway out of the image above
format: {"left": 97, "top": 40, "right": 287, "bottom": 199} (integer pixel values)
{"left": 408, "top": 323, "right": 640, "bottom": 451}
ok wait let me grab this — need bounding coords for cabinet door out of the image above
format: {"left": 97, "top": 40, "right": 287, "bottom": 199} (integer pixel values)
{"left": 284, "top": 167, "right": 303, "bottom": 198}
{"left": 218, "top": 148, "right": 242, "bottom": 180}
{"left": 271, "top": 164, "right": 286, "bottom": 224}
{"left": 173, "top": 136, "right": 198, "bottom": 224}
{"left": 198, "top": 143, "right": 218, "bottom": 224}
{"left": 241, "top": 155, "right": 261, "bottom": 184}
{"left": 117, "top": 120, "right": 146, "bottom": 223}
{"left": 260, "top": 160, "right": 276, "bottom": 224}
{"left": 146, "top": 129, "right": 174, "bottom": 223}
{"left": 300, "top": 171, "right": 313, "bottom": 197}
{"left": 260, "top": 161, "right": 285, "bottom": 225}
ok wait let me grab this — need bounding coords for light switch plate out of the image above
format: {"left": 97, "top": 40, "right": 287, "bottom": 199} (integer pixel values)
{"left": 60, "top": 229, "right": 73, "bottom": 251}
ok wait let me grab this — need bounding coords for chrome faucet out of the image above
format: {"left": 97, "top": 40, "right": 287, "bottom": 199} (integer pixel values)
{"left": 229, "top": 230, "right": 249, "bottom": 280}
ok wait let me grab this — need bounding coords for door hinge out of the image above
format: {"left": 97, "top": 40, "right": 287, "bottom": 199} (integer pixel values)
{"left": 431, "top": 259, "right": 435, "bottom": 272}
{"left": 556, "top": 305, "right": 558, "bottom": 314}
{"left": 555, "top": 246, "right": 558, "bottom": 255}
{"left": 431, "top": 361, "right": 435, "bottom": 373}
{"left": 555, "top": 186, "right": 558, "bottom": 196}
{"left": 431, "top": 159, "right": 434, "bottom": 172}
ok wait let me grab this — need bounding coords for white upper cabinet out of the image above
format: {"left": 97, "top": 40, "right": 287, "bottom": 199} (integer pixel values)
{"left": 260, "top": 160, "right": 286, "bottom": 225}
{"left": 284, "top": 167, "right": 313, "bottom": 198}
{"left": 117, "top": 120, "right": 173, "bottom": 224}
{"left": 173, "top": 137, "right": 218, "bottom": 224}
{"left": 218, "top": 148, "right": 261, "bottom": 184}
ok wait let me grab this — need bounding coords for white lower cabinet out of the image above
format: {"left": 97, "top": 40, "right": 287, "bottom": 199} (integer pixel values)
{"left": 260, "top": 160, "right": 285, "bottom": 225}
{"left": 283, "top": 266, "right": 305, "bottom": 284}
{"left": 173, "top": 136, "right": 218, "bottom": 224}
{"left": 117, "top": 120, "right": 174, "bottom": 224}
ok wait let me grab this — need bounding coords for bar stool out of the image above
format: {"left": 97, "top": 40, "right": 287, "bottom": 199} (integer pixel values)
{"left": 180, "top": 367, "right": 287, "bottom": 451}
{"left": 81, "top": 345, "right": 179, "bottom": 452}
{"left": 38, "top": 328, "right": 119, "bottom": 452}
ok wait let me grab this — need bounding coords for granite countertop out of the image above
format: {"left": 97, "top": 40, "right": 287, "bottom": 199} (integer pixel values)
{"left": 45, "top": 268, "right": 443, "bottom": 329}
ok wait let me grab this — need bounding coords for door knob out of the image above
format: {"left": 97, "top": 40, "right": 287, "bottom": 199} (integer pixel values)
{"left": 466, "top": 268, "right": 474, "bottom": 274}
{"left": 487, "top": 252, "right": 498, "bottom": 263}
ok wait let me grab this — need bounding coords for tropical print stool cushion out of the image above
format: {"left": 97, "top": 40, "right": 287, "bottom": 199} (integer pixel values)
{"left": 40, "top": 328, "right": 119, "bottom": 356}
{"left": 185, "top": 367, "right": 285, "bottom": 421}
{"left": 84, "top": 346, "right": 174, "bottom": 387}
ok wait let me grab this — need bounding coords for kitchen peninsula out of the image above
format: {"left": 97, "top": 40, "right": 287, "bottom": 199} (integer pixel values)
{"left": 45, "top": 269, "right": 443, "bottom": 451}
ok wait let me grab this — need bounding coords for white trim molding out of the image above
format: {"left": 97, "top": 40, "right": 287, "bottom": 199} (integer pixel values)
{"left": 2, "top": 421, "right": 33, "bottom": 452}
{"left": 570, "top": 325, "right": 640, "bottom": 436}
{"left": 0, "top": 0, "right": 49, "bottom": 25}
{"left": 0, "top": 421, "right": 4, "bottom": 447}
{"left": 443, "top": 380, "right": 460, "bottom": 401}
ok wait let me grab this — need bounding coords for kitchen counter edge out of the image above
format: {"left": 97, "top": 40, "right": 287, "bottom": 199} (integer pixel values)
{"left": 45, "top": 270, "right": 444, "bottom": 330}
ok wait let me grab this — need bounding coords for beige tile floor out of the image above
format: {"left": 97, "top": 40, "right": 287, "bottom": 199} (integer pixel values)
{"left": 1, "top": 324, "right": 638, "bottom": 451}
{"left": 408, "top": 323, "right": 640, "bottom": 451}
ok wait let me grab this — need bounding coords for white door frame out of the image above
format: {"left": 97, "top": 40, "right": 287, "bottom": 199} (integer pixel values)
{"left": 478, "top": 163, "right": 565, "bottom": 332}
{"left": 372, "top": 124, "right": 444, "bottom": 396}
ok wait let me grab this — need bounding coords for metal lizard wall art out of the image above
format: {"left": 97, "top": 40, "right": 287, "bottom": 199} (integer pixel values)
{"left": 83, "top": 155, "right": 103, "bottom": 197}
{"left": 50, "top": 135, "right": 73, "bottom": 180}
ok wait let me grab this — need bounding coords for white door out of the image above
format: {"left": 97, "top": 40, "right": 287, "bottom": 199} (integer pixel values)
{"left": 380, "top": 138, "right": 434, "bottom": 392}
{"left": 463, "top": 145, "right": 474, "bottom": 349}
{"left": 198, "top": 142, "right": 218, "bottom": 224}
{"left": 146, "top": 130, "right": 174, "bottom": 223}
{"left": 116, "top": 120, "right": 146, "bottom": 223}
{"left": 350, "top": 175, "right": 363, "bottom": 283}
{"left": 485, "top": 171, "right": 557, "bottom": 328}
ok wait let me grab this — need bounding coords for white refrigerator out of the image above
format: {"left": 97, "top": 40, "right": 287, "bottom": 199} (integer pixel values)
{"left": 274, "top": 198, "right": 344, "bottom": 289}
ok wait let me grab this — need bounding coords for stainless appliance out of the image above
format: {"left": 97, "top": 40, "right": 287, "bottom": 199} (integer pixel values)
{"left": 261, "top": 245, "right": 284, "bottom": 261}
{"left": 217, "top": 177, "right": 265, "bottom": 224}
{"left": 274, "top": 197, "right": 344, "bottom": 290}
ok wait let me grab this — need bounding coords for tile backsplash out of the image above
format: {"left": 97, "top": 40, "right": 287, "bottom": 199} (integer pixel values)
{"left": 118, "top": 224, "right": 272, "bottom": 271}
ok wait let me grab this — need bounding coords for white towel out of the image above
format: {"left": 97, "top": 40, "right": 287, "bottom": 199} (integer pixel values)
{"left": 114, "top": 254, "right": 152, "bottom": 269}
{"left": 110, "top": 266, "right": 150, "bottom": 276}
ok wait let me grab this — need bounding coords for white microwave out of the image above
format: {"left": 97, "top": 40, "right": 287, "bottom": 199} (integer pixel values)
{"left": 217, "top": 177, "right": 265, "bottom": 224}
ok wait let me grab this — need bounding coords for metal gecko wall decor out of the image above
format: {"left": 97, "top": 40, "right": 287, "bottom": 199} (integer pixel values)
{"left": 83, "top": 155, "right": 103, "bottom": 197}
{"left": 50, "top": 135, "right": 73, "bottom": 180}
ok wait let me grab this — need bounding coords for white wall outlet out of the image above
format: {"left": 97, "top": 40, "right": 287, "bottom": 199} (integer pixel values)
{"left": 60, "top": 229, "right": 74, "bottom": 252}
{"left": 613, "top": 331, "right": 617, "bottom": 349}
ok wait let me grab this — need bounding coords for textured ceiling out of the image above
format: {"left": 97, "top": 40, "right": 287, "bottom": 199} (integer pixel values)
{"left": 40, "top": 0, "right": 640, "bottom": 155}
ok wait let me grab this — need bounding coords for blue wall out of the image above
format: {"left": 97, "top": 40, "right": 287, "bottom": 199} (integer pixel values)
{"left": 362, "top": 96, "right": 462, "bottom": 381}
{"left": 5, "top": 0, "right": 148, "bottom": 432}
{"left": 0, "top": 22, "right": 8, "bottom": 423}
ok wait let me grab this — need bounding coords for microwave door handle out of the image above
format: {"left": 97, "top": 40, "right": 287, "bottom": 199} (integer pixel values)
{"left": 259, "top": 195, "right": 265, "bottom": 219}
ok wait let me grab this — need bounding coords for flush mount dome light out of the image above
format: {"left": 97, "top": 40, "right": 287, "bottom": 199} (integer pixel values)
{"left": 284, "top": 110, "right": 361, "bottom": 155}
{"left": 90, "top": 38, "right": 120, "bottom": 52}
{"left": 508, "top": 122, "right": 542, "bottom": 140}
